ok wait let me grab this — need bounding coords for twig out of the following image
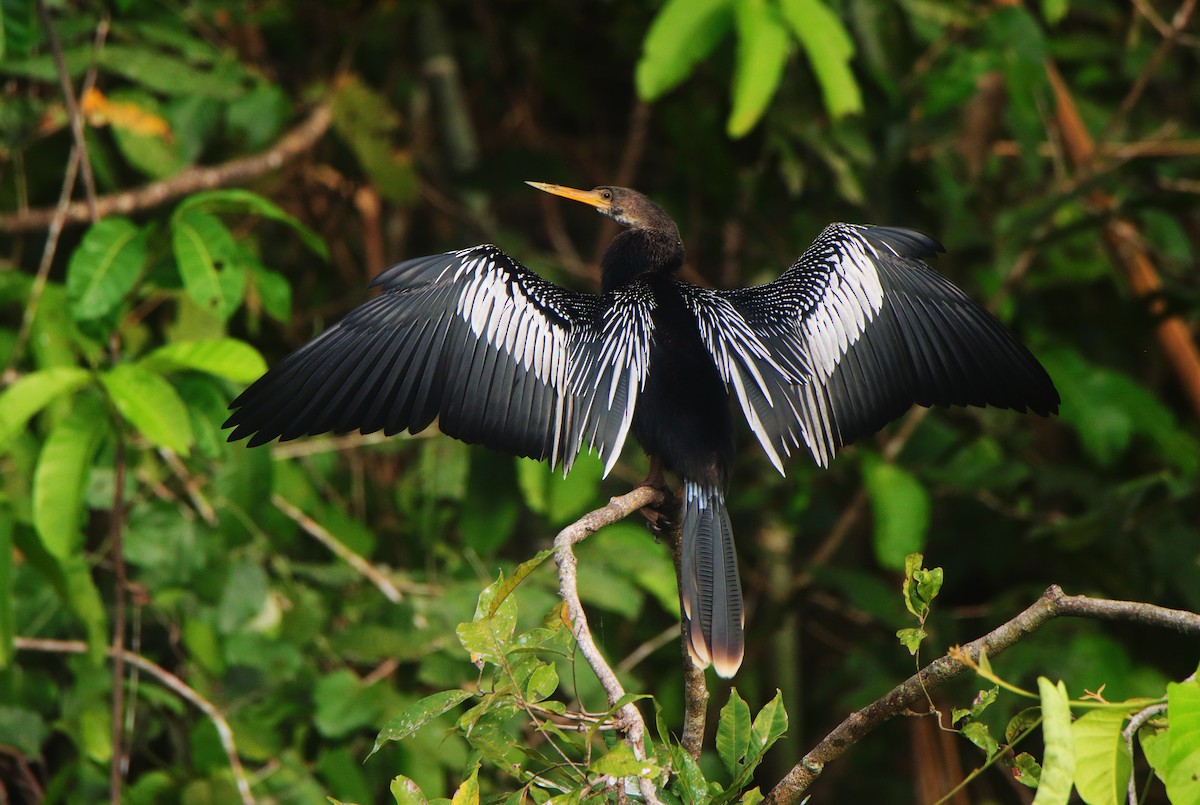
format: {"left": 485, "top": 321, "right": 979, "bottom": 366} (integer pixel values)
{"left": 36, "top": 0, "right": 98, "bottom": 219}
{"left": 1046, "top": 59, "right": 1200, "bottom": 418}
{"left": 664, "top": 517, "right": 709, "bottom": 760}
{"left": 763, "top": 585, "right": 1200, "bottom": 803}
{"left": 107, "top": 418, "right": 128, "bottom": 803}
{"left": 271, "top": 494, "right": 404, "bottom": 603}
{"left": 158, "top": 448, "right": 219, "bottom": 527}
{"left": 1123, "top": 702, "right": 1167, "bottom": 805}
{"left": 0, "top": 102, "right": 333, "bottom": 233}
{"left": 1099, "top": 0, "right": 1199, "bottom": 145}
{"left": 14, "top": 636, "right": 255, "bottom": 805}
{"left": 554, "top": 486, "right": 665, "bottom": 805}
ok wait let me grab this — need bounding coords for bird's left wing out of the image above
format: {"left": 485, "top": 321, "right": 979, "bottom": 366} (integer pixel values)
{"left": 717, "top": 224, "right": 1059, "bottom": 468}
{"left": 224, "top": 245, "right": 653, "bottom": 475}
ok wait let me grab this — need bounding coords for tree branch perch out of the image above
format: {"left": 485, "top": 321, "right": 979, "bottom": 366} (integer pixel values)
{"left": 764, "top": 585, "right": 1200, "bottom": 804}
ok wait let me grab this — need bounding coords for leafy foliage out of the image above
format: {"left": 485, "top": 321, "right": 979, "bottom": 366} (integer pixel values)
{"left": 2, "top": 0, "right": 1198, "bottom": 802}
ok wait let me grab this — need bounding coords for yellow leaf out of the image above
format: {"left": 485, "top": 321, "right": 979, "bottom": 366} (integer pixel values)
{"left": 81, "top": 88, "right": 172, "bottom": 140}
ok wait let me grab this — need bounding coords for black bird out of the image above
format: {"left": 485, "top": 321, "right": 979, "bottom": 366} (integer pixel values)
{"left": 225, "top": 182, "right": 1059, "bottom": 677}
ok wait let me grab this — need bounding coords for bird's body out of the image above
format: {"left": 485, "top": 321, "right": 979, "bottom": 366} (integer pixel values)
{"left": 225, "top": 183, "right": 1059, "bottom": 677}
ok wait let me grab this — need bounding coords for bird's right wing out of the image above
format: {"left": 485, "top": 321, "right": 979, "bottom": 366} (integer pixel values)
{"left": 719, "top": 224, "right": 1060, "bottom": 468}
{"left": 224, "top": 245, "right": 655, "bottom": 475}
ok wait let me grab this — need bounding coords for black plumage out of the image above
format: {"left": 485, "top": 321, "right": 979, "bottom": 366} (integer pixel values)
{"left": 225, "top": 183, "right": 1060, "bottom": 677}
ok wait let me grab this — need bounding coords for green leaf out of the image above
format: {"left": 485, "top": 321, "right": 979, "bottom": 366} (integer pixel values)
{"left": 896, "top": 627, "right": 926, "bottom": 655}
{"left": 727, "top": 0, "right": 790, "bottom": 138}
{"left": 1071, "top": 708, "right": 1130, "bottom": 805}
{"left": 98, "top": 44, "right": 247, "bottom": 99}
{"left": 1166, "top": 681, "right": 1200, "bottom": 805}
{"left": 0, "top": 367, "right": 91, "bottom": 449}
{"left": 106, "top": 90, "right": 188, "bottom": 179}
{"left": 516, "top": 451, "right": 604, "bottom": 522}
{"left": 488, "top": 549, "right": 552, "bottom": 617}
{"left": 750, "top": 689, "right": 789, "bottom": 758}
{"left": 669, "top": 743, "right": 709, "bottom": 805}
{"left": 1, "top": 0, "right": 38, "bottom": 58}
{"left": 524, "top": 662, "right": 559, "bottom": 703}
{"left": 1138, "top": 720, "right": 1168, "bottom": 782}
{"left": 636, "top": 0, "right": 733, "bottom": 100}
{"left": 1014, "top": 752, "right": 1043, "bottom": 788}
{"left": 177, "top": 189, "right": 327, "bottom": 259}
{"left": 101, "top": 364, "right": 193, "bottom": 455}
{"left": 717, "top": 687, "right": 753, "bottom": 775}
{"left": 1033, "top": 678, "right": 1075, "bottom": 805}
{"left": 901, "top": 553, "right": 943, "bottom": 619}
{"left": 779, "top": 0, "right": 863, "bottom": 119}
{"left": 863, "top": 459, "right": 930, "bottom": 571}
{"left": 590, "top": 741, "right": 660, "bottom": 777}
{"left": 962, "top": 721, "right": 1000, "bottom": 758}
{"left": 172, "top": 209, "right": 240, "bottom": 317}
{"left": 390, "top": 775, "right": 429, "bottom": 805}
{"left": 456, "top": 576, "right": 518, "bottom": 665}
{"left": 33, "top": 397, "right": 107, "bottom": 558}
{"left": 139, "top": 338, "right": 267, "bottom": 383}
{"left": 330, "top": 77, "right": 419, "bottom": 205}
{"left": 66, "top": 217, "right": 147, "bottom": 320}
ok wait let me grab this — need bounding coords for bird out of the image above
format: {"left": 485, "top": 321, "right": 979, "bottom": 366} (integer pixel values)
{"left": 224, "top": 182, "right": 1059, "bottom": 678}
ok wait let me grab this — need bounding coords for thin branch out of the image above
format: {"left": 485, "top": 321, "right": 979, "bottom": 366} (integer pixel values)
{"left": 36, "top": 0, "right": 98, "bottom": 219}
{"left": 14, "top": 636, "right": 255, "bottom": 805}
{"left": 554, "top": 486, "right": 665, "bottom": 805}
{"left": 107, "top": 418, "right": 128, "bottom": 803}
{"left": 0, "top": 102, "right": 333, "bottom": 233}
{"left": 1123, "top": 702, "right": 1167, "bottom": 805}
{"left": 271, "top": 493, "right": 405, "bottom": 603}
{"left": 764, "top": 585, "right": 1200, "bottom": 804}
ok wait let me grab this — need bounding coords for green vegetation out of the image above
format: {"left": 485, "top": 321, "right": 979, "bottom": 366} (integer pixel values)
{"left": 1, "top": 0, "right": 1198, "bottom": 802}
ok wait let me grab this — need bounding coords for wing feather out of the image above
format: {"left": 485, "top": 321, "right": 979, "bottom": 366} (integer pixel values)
{"left": 717, "top": 223, "right": 1059, "bottom": 468}
{"left": 226, "top": 245, "right": 655, "bottom": 474}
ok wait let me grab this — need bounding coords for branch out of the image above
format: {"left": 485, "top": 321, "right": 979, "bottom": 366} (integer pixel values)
{"left": 1045, "top": 55, "right": 1200, "bottom": 418}
{"left": 764, "top": 585, "right": 1200, "bottom": 804}
{"left": 0, "top": 102, "right": 333, "bottom": 233}
{"left": 272, "top": 493, "right": 405, "bottom": 603}
{"left": 554, "top": 486, "right": 665, "bottom": 805}
{"left": 14, "top": 636, "right": 255, "bottom": 805}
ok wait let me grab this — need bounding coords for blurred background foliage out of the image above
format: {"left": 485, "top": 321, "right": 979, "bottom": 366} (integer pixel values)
{"left": 0, "top": 0, "right": 1198, "bottom": 802}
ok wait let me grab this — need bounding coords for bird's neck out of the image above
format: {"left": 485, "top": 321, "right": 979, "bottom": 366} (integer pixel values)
{"left": 600, "top": 228, "right": 684, "bottom": 292}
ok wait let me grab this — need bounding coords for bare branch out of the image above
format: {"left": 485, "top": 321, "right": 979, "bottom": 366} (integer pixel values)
{"left": 764, "top": 585, "right": 1200, "bottom": 804}
{"left": 15, "top": 636, "right": 255, "bottom": 805}
{"left": 554, "top": 485, "right": 665, "bottom": 805}
{"left": 0, "top": 102, "right": 333, "bottom": 234}
{"left": 272, "top": 493, "right": 405, "bottom": 603}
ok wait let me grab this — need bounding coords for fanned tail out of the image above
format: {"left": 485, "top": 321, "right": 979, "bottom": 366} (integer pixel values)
{"left": 680, "top": 482, "right": 744, "bottom": 677}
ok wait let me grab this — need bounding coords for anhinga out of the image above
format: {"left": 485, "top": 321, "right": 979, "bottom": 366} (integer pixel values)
{"left": 225, "top": 182, "right": 1059, "bottom": 677}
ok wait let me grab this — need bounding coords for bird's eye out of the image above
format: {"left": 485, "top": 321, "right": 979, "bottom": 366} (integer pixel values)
{"left": 600, "top": 189, "right": 613, "bottom": 201}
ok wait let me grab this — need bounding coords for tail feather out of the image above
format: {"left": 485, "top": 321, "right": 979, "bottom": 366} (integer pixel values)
{"left": 680, "top": 482, "right": 744, "bottom": 677}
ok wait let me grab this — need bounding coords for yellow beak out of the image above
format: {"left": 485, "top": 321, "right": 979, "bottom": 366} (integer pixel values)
{"left": 525, "top": 181, "right": 612, "bottom": 212}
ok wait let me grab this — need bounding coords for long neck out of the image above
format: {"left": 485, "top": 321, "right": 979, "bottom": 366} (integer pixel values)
{"left": 600, "top": 228, "right": 684, "bottom": 292}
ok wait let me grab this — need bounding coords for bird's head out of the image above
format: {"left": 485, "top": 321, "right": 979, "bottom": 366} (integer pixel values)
{"left": 527, "top": 182, "right": 679, "bottom": 237}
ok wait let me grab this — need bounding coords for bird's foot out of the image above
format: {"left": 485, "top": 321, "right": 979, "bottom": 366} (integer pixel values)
{"left": 636, "top": 456, "right": 678, "bottom": 538}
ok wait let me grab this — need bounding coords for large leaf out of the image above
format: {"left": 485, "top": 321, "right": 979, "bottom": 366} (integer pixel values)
{"left": 177, "top": 189, "right": 327, "bottom": 258}
{"left": 717, "top": 688, "right": 752, "bottom": 775}
{"left": 172, "top": 208, "right": 241, "bottom": 318}
{"left": 371, "top": 689, "right": 473, "bottom": 758}
{"left": 1033, "top": 678, "right": 1075, "bottom": 805}
{"left": 862, "top": 457, "right": 930, "bottom": 571}
{"left": 97, "top": 45, "right": 247, "bottom": 99}
{"left": 1166, "top": 681, "right": 1200, "bottom": 805}
{"left": 1071, "top": 708, "right": 1130, "bottom": 805}
{"left": 1, "top": 0, "right": 38, "bottom": 60}
{"left": 103, "top": 89, "right": 186, "bottom": 180}
{"left": 728, "top": 0, "right": 790, "bottom": 138}
{"left": 139, "top": 338, "right": 267, "bottom": 384}
{"left": 65, "top": 217, "right": 147, "bottom": 320}
{"left": 33, "top": 397, "right": 108, "bottom": 559}
{"left": 100, "top": 363, "right": 193, "bottom": 455}
{"left": 635, "top": 0, "right": 733, "bottom": 100}
{"left": 0, "top": 367, "right": 91, "bottom": 449}
{"left": 779, "top": 0, "right": 863, "bottom": 119}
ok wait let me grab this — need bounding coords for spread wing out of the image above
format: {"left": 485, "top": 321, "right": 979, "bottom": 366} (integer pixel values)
{"left": 708, "top": 224, "right": 1059, "bottom": 468}
{"left": 224, "top": 245, "right": 655, "bottom": 475}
